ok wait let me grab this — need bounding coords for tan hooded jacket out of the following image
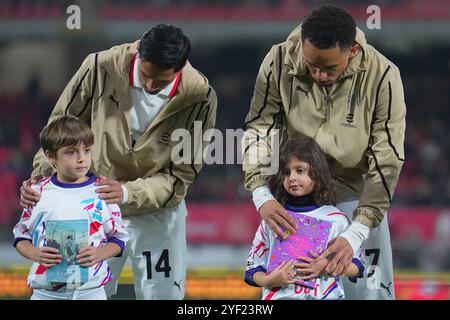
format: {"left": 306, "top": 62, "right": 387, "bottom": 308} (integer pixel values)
{"left": 32, "top": 41, "right": 217, "bottom": 216}
{"left": 243, "top": 26, "right": 406, "bottom": 229}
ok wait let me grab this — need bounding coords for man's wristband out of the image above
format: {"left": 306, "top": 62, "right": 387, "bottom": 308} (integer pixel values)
{"left": 252, "top": 185, "right": 275, "bottom": 211}
{"left": 121, "top": 185, "right": 128, "bottom": 204}
{"left": 339, "top": 221, "right": 370, "bottom": 256}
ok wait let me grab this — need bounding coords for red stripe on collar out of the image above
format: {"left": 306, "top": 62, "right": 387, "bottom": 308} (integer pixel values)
{"left": 129, "top": 52, "right": 138, "bottom": 87}
{"left": 169, "top": 71, "right": 181, "bottom": 98}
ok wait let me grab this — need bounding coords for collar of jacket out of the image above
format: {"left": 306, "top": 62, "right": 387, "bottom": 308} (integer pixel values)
{"left": 283, "top": 25, "right": 368, "bottom": 80}
{"left": 101, "top": 40, "right": 210, "bottom": 130}
{"left": 128, "top": 52, "right": 181, "bottom": 99}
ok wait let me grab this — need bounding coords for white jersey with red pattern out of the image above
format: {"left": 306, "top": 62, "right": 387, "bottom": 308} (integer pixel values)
{"left": 245, "top": 205, "right": 365, "bottom": 300}
{"left": 13, "top": 173, "right": 129, "bottom": 292}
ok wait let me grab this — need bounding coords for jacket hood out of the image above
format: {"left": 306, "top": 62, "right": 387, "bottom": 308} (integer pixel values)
{"left": 284, "top": 25, "right": 368, "bottom": 78}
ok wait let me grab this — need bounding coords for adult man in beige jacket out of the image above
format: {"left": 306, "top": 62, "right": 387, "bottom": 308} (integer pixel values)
{"left": 243, "top": 5, "right": 405, "bottom": 299}
{"left": 20, "top": 24, "right": 217, "bottom": 299}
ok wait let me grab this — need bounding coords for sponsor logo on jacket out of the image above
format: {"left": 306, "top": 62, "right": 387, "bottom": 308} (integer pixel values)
{"left": 157, "top": 132, "right": 172, "bottom": 146}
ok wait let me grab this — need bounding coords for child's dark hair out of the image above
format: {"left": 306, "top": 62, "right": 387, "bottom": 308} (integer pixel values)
{"left": 40, "top": 115, "right": 94, "bottom": 156}
{"left": 268, "top": 136, "right": 336, "bottom": 206}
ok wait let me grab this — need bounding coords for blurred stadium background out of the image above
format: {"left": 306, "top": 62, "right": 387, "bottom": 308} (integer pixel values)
{"left": 0, "top": 0, "right": 449, "bottom": 300}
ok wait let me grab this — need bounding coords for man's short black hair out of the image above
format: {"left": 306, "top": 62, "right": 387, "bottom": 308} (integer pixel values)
{"left": 301, "top": 5, "right": 356, "bottom": 50}
{"left": 138, "top": 24, "right": 191, "bottom": 72}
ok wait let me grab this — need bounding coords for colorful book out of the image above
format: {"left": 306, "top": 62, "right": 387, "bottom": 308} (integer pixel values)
{"left": 267, "top": 211, "right": 332, "bottom": 289}
{"left": 45, "top": 219, "right": 89, "bottom": 289}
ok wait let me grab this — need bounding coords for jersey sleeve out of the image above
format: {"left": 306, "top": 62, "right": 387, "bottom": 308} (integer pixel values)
{"left": 102, "top": 203, "right": 129, "bottom": 257}
{"left": 12, "top": 184, "right": 43, "bottom": 247}
{"left": 12, "top": 207, "right": 35, "bottom": 247}
{"left": 244, "top": 221, "right": 272, "bottom": 287}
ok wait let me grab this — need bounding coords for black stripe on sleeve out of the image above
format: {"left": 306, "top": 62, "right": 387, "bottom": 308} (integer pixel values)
{"left": 75, "top": 53, "right": 98, "bottom": 118}
{"left": 368, "top": 66, "right": 392, "bottom": 202}
{"left": 370, "top": 65, "right": 391, "bottom": 137}
{"left": 288, "top": 77, "right": 293, "bottom": 114}
{"left": 190, "top": 101, "right": 206, "bottom": 129}
{"left": 189, "top": 102, "right": 208, "bottom": 181}
{"left": 385, "top": 81, "right": 405, "bottom": 161}
{"left": 95, "top": 69, "right": 108, "bottom": 104}
{"left": 162, "top": 102, "right": 207, "bottom": 208}
{"left": 277, "top": 46, "right": 282, "bottom": 95}
{"left": 368, "top": 146, "right": 392, "bottom": 203}
{"left": 243, "top": 134, "right": 259, "bottom": 157}
{"left": 65, "top": 68, "right": 89, "bottom": 115}
{"left": 185, "top": 102, "right": 201, "bottom": 129}
{"left": 245, "top": 68, "right": 273, "bottom": 127}
{"left": 162, "top": 162, "right": 180, "bottom": 208}
{"left": 267, "top": 103, "right": 283, "bottom": 136}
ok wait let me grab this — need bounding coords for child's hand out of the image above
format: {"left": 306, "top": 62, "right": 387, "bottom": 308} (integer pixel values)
{"left": 264, "top": 260, "right": 298, "bottom": 288}
{"left": 296, "top": 251, "right": 328, "bottom": 281}
{"left": 76, "top": 246, "right": 105, "bottom": 267}
{"left": 34, "top": 247, "right": 62, "bottom": 268}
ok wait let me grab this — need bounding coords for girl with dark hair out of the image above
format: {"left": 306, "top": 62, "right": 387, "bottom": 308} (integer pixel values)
{"left": 268, "top": 137, "right": 336, "bottom": 208}
{"left": 245, "top": 137, "right": 365, "bottom": 300}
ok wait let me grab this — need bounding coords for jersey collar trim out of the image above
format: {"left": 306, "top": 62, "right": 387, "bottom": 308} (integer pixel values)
{"left": 51, "top": 172, "right": 96, "bottom": 189}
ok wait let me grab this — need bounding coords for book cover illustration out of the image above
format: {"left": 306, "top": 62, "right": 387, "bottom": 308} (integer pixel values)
{"left": 267, "top": 211, "right": 333, "bottom": 289}
{"left": 45, "top": 219, "right": 89, "bottom": 288}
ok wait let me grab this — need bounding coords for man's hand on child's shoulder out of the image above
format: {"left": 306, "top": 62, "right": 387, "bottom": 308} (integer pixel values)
{"left": 94, "top": 176, "right": 124, "bottom": 205}
{"left": 20, "top": 175, "right": 44, "bottom": 209}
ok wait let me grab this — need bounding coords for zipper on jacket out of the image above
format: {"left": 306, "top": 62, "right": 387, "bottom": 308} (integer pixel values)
{"left": 129, "top": 135, "right": 135, "bottom": 156}
{"left": 324, "top": 93, "right": 333, "bottom": 122}
{"left": 346, "top": 74, "right": 360, "bottom": 122}
{"left": 126, "top": 127, "right": 133, "bottom": 155}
